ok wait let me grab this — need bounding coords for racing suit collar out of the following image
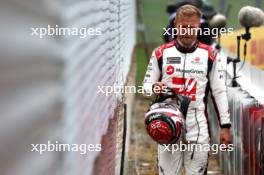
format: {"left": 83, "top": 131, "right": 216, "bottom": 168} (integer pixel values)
{"left": 175, "top": 39, "right": 198, "bottom": 53}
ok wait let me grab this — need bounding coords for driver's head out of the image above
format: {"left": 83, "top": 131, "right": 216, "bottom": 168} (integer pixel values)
{"left": 174, "top": 5, "right": 202, "bottom": 47}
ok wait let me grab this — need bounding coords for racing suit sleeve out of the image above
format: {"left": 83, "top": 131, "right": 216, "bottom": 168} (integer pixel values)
{"left": 142, "top": 50, "right": 161, "bottom": 97}
{"left": 209, "top": 52, "right": 231, "bottom": 128}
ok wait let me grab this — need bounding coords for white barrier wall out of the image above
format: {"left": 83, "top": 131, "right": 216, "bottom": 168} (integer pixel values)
{"left": 0, "top": 0, "right": 136, "bottom": 175}
{"left": 63, "top": 0, "right": 136, "bottom": 175}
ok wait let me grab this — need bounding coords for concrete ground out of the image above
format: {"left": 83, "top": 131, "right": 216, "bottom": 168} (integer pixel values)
{"left": 127, "top": 95, "right": 223, "bottom": 175}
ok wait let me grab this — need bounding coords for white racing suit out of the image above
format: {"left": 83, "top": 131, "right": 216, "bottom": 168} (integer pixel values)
{"left": 143, "top": 40, "right": 231, "bottom": 175}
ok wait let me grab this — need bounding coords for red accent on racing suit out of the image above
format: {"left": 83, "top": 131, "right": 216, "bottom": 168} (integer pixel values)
{"left": 143, "top": 40, "right": 231, "bottom": 143}
{"left": 143, "top": 40, "right": 231, "bottom": 175}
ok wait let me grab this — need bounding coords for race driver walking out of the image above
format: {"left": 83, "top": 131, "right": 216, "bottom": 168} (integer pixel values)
{"left": 143, "top": 5, "right": 232, "bottom": 175}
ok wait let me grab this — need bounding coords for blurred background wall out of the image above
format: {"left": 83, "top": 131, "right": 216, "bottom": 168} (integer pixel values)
{"left": 0, "top": 0, "right": 136, "bottom": 175}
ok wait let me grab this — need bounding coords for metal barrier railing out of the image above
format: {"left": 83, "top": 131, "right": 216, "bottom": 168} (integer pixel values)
{"left": 208, "top": 49, "right": 264, "bottom": 175}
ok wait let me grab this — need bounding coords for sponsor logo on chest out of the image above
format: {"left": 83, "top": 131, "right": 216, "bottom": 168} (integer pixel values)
{"left": 175, "top": 68, "right": 204, "bottom": 74}
{"left": 167, "top": 57, "right": 181, "bottom": 64}
{"left": 191, "top": 57, "right": 203, "bottom": 65}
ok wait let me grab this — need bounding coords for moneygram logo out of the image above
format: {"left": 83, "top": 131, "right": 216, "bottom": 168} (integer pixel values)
{"left": 175, "top": 68, "right": 204, "bottom": 74}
